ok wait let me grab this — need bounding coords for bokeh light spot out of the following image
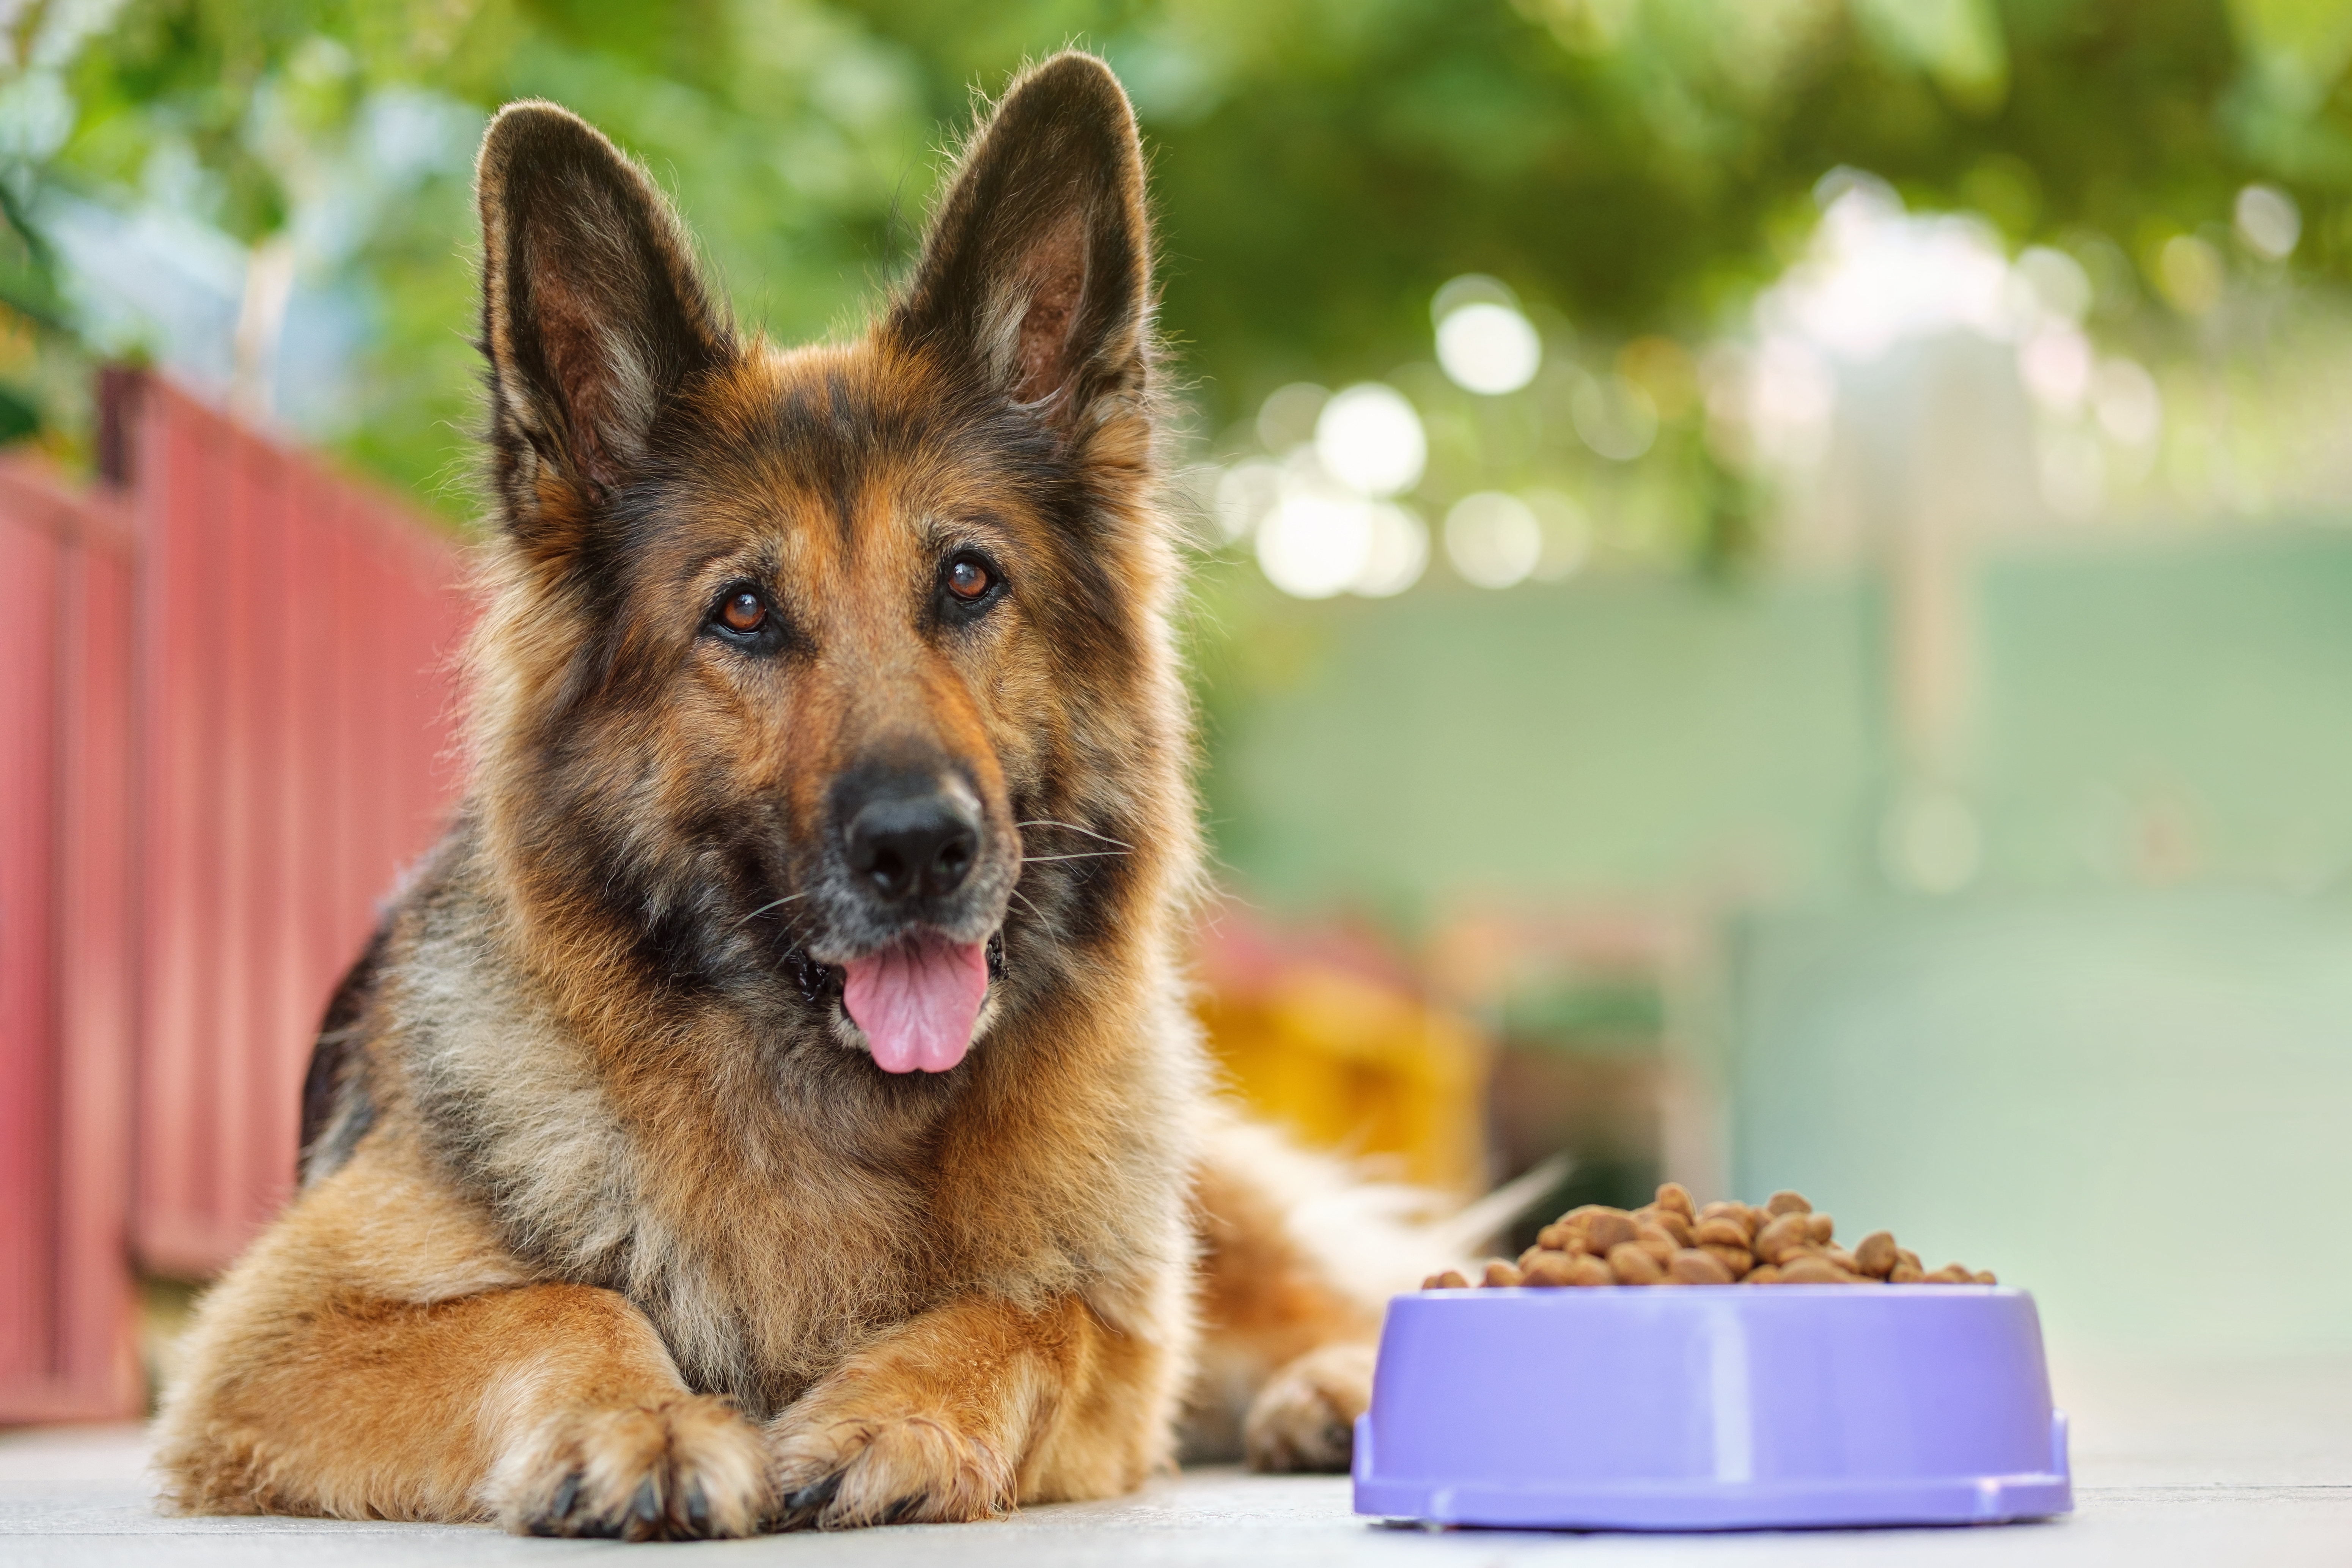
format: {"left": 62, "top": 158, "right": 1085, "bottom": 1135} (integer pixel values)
{"left": 1435, "top": 301, "right": 1542, "bottom": 395}
{"left": 2015, "top": 246, "right": 2091, "bottom": 322}
{"left": 1314, "top": 382, "right": 1426, "bottom": 497}
{"left": 1570, "top": 371, "right": 1658, "bottom": 462}
{"left": 2234, "top": 184, "right": 2300, "bottom": 261}
{"left": 1354, "top": 502, "right": 1429, "bottom": 596}
{"left": 1444, "top": 492, "right": 1542, "bottom": 588}
{"left": 1257, "top": 486, "right": 1371, "bottom": 599}
{"left": 2018, "top": 325, "right": 2091, "bottom": 415}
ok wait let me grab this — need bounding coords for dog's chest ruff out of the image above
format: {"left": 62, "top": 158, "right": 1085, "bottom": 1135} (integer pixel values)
{"left": 393, "top": 872, "right": 1196, "bottom": 1417}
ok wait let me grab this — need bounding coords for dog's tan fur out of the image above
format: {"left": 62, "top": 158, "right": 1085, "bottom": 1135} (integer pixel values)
{"left": 154, "top": 55, "right": 1387, "bottom": 1538}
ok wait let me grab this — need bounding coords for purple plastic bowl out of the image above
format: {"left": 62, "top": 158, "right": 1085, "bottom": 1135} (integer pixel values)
{"left": 1352, "top": 1285, "right": 2071, "bottom": 1531}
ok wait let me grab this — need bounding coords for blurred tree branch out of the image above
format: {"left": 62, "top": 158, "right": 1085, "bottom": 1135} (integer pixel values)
{"left": 0, "top": 0, "right": 2338, "bottom": 547}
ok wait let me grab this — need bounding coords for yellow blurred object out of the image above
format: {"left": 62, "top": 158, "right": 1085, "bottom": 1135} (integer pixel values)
{"left": 1197, "top": 949, "right": 1489, "bottom": 1194}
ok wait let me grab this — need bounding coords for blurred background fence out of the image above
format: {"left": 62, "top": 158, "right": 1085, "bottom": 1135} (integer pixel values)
{"left": 0, "top": 448, "right": 135, "bottom": 1421}
{"left": 0, "top": 374, "right": 464, "bottom": 1421}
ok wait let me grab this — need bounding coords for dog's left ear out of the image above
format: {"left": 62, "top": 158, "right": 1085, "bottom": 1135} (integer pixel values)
{"left": 889, "top": 53, "right": 1151, "bottom": 437}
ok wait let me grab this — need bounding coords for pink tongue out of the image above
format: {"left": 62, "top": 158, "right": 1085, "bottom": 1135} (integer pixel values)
{"left": 842, "top": 934, "right": 990, "bottom": 1073}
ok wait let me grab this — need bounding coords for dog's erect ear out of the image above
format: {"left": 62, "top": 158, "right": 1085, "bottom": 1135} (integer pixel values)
{"left": 889, "top": 54, "right": 1152, "bottom": 436}
{"left": 475, "top": 102, "right": 731, "bottom": 522}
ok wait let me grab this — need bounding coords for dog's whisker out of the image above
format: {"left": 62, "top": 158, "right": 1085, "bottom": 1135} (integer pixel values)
{"left": 1007, "top": 885, "right": 1055, "bottom": 937}
{"left": 1013, "top": 818, "right": 1133, "bottom": 849}
{"left": 1004, "top": 874, "right": 1079, "bottom": 959}
{"left": 1019, "top": 851, "right": 1130, "bottom": 863}
{"left": 732, "top": 892, "right": 807, "bottom": 929}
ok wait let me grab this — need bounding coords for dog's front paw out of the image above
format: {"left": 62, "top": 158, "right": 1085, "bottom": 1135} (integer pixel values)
{"left": 766, "top": 1386, "right": 1015, "bottom": 1529}
{"left": 490, "top": 1393, "right": 773, "bottom": 1540}
{"left": 1244, "top": 1342, "right": 1376, "bottom": 1474}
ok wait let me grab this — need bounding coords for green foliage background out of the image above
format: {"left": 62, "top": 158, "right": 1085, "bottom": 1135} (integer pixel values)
{"left": 5, "top": 0, "right": 2351, "bottom": 530}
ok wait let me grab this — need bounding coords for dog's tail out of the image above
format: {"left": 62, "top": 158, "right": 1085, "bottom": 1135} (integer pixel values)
{"left": 1207, "top": 1113, "right": 1566, "bottom": 1307}
{"left": 1427, "top": 1154, "right": 1571, "bottom": 1259}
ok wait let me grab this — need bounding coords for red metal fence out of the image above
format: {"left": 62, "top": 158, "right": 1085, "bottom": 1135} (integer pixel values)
{"left": 128, "top": 379, "right": 470, "bottom": 1277}
{"left": 0, "top": 461, "right": 137, "bottom": 1422}
{"left": 0, "top": 374, "right": 468, "bottom": 1421}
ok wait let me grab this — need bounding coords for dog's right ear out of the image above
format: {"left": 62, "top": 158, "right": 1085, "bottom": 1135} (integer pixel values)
{"left": 475, "top": 102, "right": 731, "bottom": 546}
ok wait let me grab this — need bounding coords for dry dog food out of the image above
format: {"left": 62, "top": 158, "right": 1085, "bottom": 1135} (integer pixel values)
{"left": 1423, "top": 1185, "right": 1997, "bottom": 1290}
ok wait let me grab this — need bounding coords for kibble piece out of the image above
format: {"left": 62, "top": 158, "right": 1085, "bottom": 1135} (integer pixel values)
{"left": 1854, "top": 1231, "right": 1898, "bottom": 1278}
{"left": 1668, "top": 1248, "right": 1735, "bottom": 1285}
{"left": 1564, "top": 1253, "right": 1616, "bottom": 1286}
{"left": 1519, "top": 1250, "right": 1582, "bottom": 1288}
{"left": 1888, "top": 1262, "right": 1924, "bottom": 1283}
{"left": 1536, "top": 1215, "right": 1588, "bottom": 1253}
{"left": 1633, "top": 1223, "right": 1681, "bottom": 1265}
{"left": 1926, "top": 1264, "right": 1972, "bottom": 1284}
{"left": 1484, "top": 1260, "right": 1526, "bottom": 1288}
{"left": 1535, "top": 1222, "right": 1588, "bottom": 1255}
{"left": 1745, "top": 1264, "right": 1784, "bottom": 1284}
{"left": 1766, "top": 1190, "right": 1813, "bottom": 1216}
{"left": 1607, "top": 1242, "right": 1667, "bottom": 1283}
{"left": 1584, "top": 1210, "right": 1640, "bottom": 1254}
{"left": 1779, "top": 1254, "right": 1860, "bottom": 1285}
{"left": 1974, "top": 1270, "right": 1997, "bottom": 1286}
{"left": 1753, "top": 1212, "right": 1813, "bottom": 1265}
{"left": 1693, "top": 1217, "right": 1750, "bottom": 1249}
{"left": 1693, "top": 1216, "right": 1751, "bottom": 1249}
{"left": 1656, "top": 1182, "right": 1697, "bottom": 1219}
{"left": 1636, "top": 1206, "right": 1695, "bottom": 1248}
{"left": 1806, "top": 1213, "right": 1835, "bottom": 1245}
{"left": 1897, "top": 1247, "right": 1922, "bottom": 1272}
{"left": 1700, "top": 1243, "right": 1756, "bottom": 1279}
{"left": 1423, "top": 1269, "right": 1469, "bottom": 1290}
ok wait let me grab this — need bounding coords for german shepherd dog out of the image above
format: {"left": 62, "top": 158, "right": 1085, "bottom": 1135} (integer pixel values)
{"left": 154, "top": 54, "right": 1407, "bottom": 1538}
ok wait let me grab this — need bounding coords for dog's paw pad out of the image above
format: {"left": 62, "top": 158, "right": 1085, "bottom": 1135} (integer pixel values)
{"left": 495, "top": 1393, "right": 772, "bottom": 1540}
{"left": 1244, "top": 1342, "right": 1376, "bottom": 1474}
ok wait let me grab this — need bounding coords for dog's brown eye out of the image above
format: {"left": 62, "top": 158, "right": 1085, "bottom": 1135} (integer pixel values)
{"left": 946, "top": 558, "right": 991, "bottom": 600}
{"left": 720, "top": 591, "right": 766, "bottom": 633}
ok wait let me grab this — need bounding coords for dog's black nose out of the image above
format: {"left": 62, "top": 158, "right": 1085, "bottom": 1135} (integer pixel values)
{"left": 844, "top": 788, "right": 980, "bottom": 902}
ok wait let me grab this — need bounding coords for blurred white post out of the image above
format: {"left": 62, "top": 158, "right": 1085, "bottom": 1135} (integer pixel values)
{"left": 230, "top": 235, "right": 296, "bottom": 426}
{"left": 1815, "top": 332, "right": 2040, "bottom": 893}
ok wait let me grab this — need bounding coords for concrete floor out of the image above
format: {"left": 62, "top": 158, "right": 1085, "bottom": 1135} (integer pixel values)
{"left": 5, "top": 1356, "right": 2347, "bottom": 1565}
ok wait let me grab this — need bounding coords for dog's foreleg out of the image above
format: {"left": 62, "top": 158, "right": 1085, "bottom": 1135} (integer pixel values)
{"left": 161, "top": 1274, "right": 773, "bottom": 1538}
{"left": 155, "top": 1147, "right": 773, "bottom": 1539}
{"left": 764, "top": 1287, "right": 1181, "bottom": 1528}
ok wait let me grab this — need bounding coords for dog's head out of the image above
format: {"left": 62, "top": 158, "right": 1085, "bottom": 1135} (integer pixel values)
{"left": 467, "top": 55, "right": 1189, "bottom": 1085}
